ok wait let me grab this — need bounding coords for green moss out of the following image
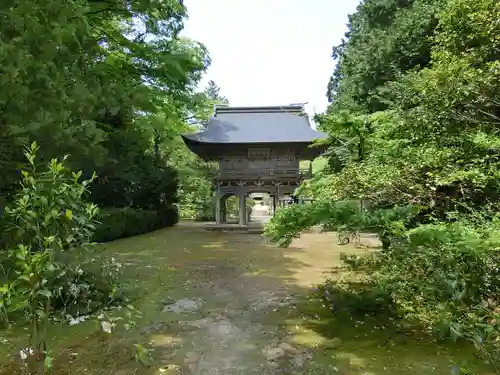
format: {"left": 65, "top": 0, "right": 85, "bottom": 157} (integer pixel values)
{"left": 0, "top": 225, "right": 493, "bottom": 374}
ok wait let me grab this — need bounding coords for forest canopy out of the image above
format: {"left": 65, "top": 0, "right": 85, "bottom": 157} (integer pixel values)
{"left": 0, "top": 0, "right": 224, "bottom": 224}
{"left": 266, "top": 0, "right": 500, "bottom": 365}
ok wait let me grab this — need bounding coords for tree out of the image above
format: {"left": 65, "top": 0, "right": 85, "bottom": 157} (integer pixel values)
{"left": 205, "top": 80, "right": 228, "bottom": 102}
{"left": 167, "top": 80, "right": 229, "bottom": 220}
{"left": 0, "top": 0, "right": 210, "bottom": 214}
{"left": 266, "top": 0, "right": 500, "bottom": 363}
{"left": 326, "top": 0, "right": 443, "bottom": 114}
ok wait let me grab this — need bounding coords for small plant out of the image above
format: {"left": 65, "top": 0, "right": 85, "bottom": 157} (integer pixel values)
{"left": 0, "top": 142, "right": 99, "bottom": 372}
{"left": 134, "top": 343, "right": 154, "bottom": 368}
{"left": 314, "top": 278, "right": 396, "bottom": 319}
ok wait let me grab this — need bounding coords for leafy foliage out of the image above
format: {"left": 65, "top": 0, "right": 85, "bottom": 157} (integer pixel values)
{"left": 378, "top": 218, "right": 500, "bottom": 336}
{"left": 0, "top": 145, "right": 100, "bottom": 366}
{"left": 88, "top": 129, "right": 179, "bottom": 212}
{"left": 0, "top": 0, "right": 213, "bottom": 368}
{"left": 174, "top": 80, "right": 228, "bottom": 220}
{"left": 0, "top": 0, "right": 209, "bottom": 215}
{"left": 265, "top": 200, "right": 418, "bottom": 248}
{"left": 0, "top": 143, "right": 98, "bottom": 252}
{"left": 267, "top": 0, "right": 500, "bottom": 370}
{"left": 93, "top": 207, "right": 179, "bottom": 243}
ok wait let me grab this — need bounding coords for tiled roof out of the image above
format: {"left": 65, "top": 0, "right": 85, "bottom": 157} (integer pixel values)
{"left": 182, "top": 105, "right": 328, "bottom": 144}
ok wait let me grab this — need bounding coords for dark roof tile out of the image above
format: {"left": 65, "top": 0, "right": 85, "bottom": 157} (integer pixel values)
{"left": 182, "top": 105, "right": 328, "bottom": 144}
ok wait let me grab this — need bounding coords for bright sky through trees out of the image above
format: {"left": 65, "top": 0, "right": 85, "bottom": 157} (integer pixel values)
{"left": 181, "top": 0, "right": 360, "bottom": 116}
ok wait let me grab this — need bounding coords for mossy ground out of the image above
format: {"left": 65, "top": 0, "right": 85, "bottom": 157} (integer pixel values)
{"left": 0, "top": 223, "right": 493, "bottom": 374}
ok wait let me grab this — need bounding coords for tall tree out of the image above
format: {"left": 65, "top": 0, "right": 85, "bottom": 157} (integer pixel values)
{"left": 0, "top": 0, "right": 210, "bottom": 210}
{"left": 266, "top": 0, "right": 500, "bottom": 353}
{"left": 326, "top": 0, "right": 444, "bottom": 114}
{"left": 165, "top": 79, "right": 229, "bottom": 220}
{"left": 205, "top": 80, "right": 228, "bottom": 102}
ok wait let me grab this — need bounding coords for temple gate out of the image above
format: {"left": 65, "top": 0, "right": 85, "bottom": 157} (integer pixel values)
{"left": 181, "top": 105, "right": 327, "bottom": 228}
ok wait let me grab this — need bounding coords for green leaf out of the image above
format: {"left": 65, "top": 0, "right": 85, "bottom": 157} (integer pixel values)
{"left": 18, "top": 275, "right": 30, "bottom": 282}
{"left": 44, "top": 355, "right": 54, "bottom": 370}
{"left": 38, "top": 289, "right": 52, "bottom": 299}
{"left": 0, "top": 285, "right": 9, "bottom": 294}
{"left": 45, "top": 262, "right": 56, "bottom": 272}
{"left": 65, "top": 209, "right": 73, "bottom": 220}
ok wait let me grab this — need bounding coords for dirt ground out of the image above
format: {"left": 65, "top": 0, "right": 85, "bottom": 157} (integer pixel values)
{"left": 0, "top": 223, "right": 492, "bottom": 374}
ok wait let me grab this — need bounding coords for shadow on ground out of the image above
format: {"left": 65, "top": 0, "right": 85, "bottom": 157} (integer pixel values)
{"left": 0, "top": 223, "right": 494, "bottom": 375}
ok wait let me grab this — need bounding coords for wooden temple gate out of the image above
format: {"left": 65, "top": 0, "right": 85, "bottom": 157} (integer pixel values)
{"left": 182, "top": 105, "right": 327, "bottom": 229}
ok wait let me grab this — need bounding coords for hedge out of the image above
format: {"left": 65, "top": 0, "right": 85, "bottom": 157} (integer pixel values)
{"left": 93, "top": 206, "right": 178, "bottom": 243}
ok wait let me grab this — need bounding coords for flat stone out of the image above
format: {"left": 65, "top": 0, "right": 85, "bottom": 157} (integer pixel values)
{"left": 163, "top": 299, "right": 201, "bottom": 313}
{"left": 182, "top": 317, "right": 213, "bottom": 329}
{"left": 292, "top": 351, "right": 312, "bottom": 367}
{"left": 207, "top": 318, "right": 242, "bottom": 340}
{"left": 185, "top": 351, "right": 201, "bottom": 364}
{"left": 159, "top": 364, "right": 182, "bottom": 373}
{"left": 264, "top": 347, "right": 285, "bottom": 361}
{"left": 278, "top": 342, "right": 299, "bottom": 353}
{"left": 140, "top": 322, "right": 171, "bottom": 334}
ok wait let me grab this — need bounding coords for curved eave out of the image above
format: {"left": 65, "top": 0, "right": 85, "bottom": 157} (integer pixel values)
{"left": 181, "top": 135, "right": 216, "bottom": 161}
{"left": 181, "top": 134, "right": 328, "bottom": 160}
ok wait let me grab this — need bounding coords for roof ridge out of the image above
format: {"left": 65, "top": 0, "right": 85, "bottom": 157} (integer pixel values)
{"left": 214, "top": 104, "right": 305, "bottom": 115}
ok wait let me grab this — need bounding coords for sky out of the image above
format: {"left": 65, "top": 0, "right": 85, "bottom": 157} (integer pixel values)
{"left": 180, "top": 0, "right": 360, "bottom": 117}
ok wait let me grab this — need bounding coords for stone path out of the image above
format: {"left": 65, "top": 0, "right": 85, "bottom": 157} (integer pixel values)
{"left": 133, "top": 225, "right": 348, "bottom": 375}
{"left": 0, "top": 225, "right": 491, "bottom": 375}
{"left": 153, "top": 259, "right": 312, "bottom": 374}
{"left": 250, "top": 204, "right": 272, "bottom": 224}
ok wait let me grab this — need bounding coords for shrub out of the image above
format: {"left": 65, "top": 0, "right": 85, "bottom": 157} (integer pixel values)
{"left": 93, "top": 206, "right": 178, "bottom": 242}
{"left": 178, "top": 175, "right": 215, "bottom": 221}
{"left": 378, "top": 219, "right": 500, "bottom": 338}
{"left": 265, "top": 199, "right": 419, "bottom": 248}
{"left": 88, "top": 129, "right": 179, "bottom": 211}
{"left": 0, "top": 143, "right": 100, "bottom": 364}
{"left": 51, "top": 255, "right": 127, "bottom": 317}
{"left": 315, "top": 278, "right": 396, "bottom": 319}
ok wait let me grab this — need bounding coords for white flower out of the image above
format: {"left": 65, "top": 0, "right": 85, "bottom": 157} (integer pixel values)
{"left": 68, "top": 283, "right": 79, "bottom": 296}
{"left": 19, "top": 347, "right": 34, "bottom": 360}
{"left": 100, "top": 321, "right": 113, "bottom": 333}
{"left": 68, "top": 315, "right": 88, "bottom": 326}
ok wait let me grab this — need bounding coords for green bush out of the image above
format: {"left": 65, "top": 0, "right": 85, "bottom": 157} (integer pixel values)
{"left": 0, "top": 143, "right": 101, "bottom": 361}
{"left": 51, "top": 255, "right": 128, "bottom": 317}
{"left": 314, "top": 278, "right": 396, "bottom": 319}
{"left": 93, "top": 206, "right": 178, "bottom": 242}
{"left": 378, "top": 218, "right": 500, "bottom": 340}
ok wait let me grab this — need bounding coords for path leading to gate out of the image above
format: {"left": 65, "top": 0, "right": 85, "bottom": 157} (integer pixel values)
{"left": 135, "top": 223, "right": 347, "bottom": 374}
{"left": 74, "top": 223, "right": 490, "bottom": 375}
{"left": 99, "top": 223, "right": 370, "bottom": 375}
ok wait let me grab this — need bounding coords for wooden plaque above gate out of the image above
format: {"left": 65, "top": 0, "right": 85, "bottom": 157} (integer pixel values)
{"left": 248, "top": 148, "right": 270, "bottom": 159}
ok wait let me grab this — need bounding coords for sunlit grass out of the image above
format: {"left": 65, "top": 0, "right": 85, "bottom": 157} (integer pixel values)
{"left": 0, "top": 225, "right": 494, "bottom": 374}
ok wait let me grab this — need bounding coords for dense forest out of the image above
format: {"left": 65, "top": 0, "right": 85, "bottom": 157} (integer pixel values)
{"left": 0, "top": 1, "right": 223, "bottom": 371}
{"left": 266, "top": 0, "right": 500, "bottom": 369}
{"left": 0, "top": 0, "right": 226, "bottom": 240}
{"left": 1, "top": 0, "right": 500, "bottom": 373}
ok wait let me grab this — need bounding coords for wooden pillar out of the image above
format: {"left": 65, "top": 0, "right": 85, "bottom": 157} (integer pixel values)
{"left": 275, "top": 184, "right": 281, "bottom": 210}
{"left": 215, "top": 193, "right": 222, "bottom": 224}
{"left": 238, "top": 192, "right": 246, "bottom": 225}
{"left": 272, "top": 195, "right": 277, "bottom": 215}
{"left": 221, "top": 197, "right": 227, "bottom": 223}
{"left": 215, "top": 191, "right": 222, "bottom": 224}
